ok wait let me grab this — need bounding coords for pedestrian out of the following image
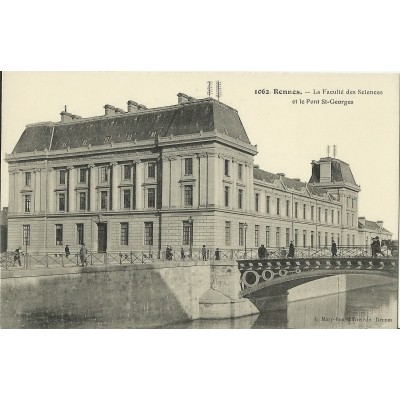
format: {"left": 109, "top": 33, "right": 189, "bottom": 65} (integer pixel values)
{"left": 215, "top": 248, "right": 221, "bottom": 260}
{"left": 202, "top": 245, "right": 207, "bottom": 261}
{"left": 371, "top": 238, "right": 376, "bottom": 258}
{"left": 280, "top": 247, "right": 287, "bottom": 258}
{"left": 14, "top": 246, "right": 22, "bottom": 266}
{"left": 166, "top": 245, "right": 172, "bottom": 261}
{"left": 287, "top": 241, "right": 295, "bottom": 258}
{"left": 374, "top": 237, "right": 384, "bottom": 257}
{"left": 79, "top": 243, "right": 88, "bottom": 266}
{"left": 65, "top": 244, "right": 70, "bottom": 258}
{"left": 258, "top": 245, "right": 263, "bottom": 259}
{"left": 331, "top": 240, "right": 337, "bottom": 257}
{"left": 180, "top": 247, "right": 185, "bottom": 260}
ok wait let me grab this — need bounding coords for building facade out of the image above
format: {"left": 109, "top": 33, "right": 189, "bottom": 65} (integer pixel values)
{"left": 5, "top": 93, "right": 391, "bottom": 254}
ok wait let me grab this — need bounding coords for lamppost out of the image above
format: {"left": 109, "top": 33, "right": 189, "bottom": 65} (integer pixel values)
{"left": 188, "top": 216, "right": 193, "bottom": 259}
{"left": 243, "top": 222, "right": 248, "bottom": 259}
{"left": 24, "top": 231, "right": 28, "bottom": 268}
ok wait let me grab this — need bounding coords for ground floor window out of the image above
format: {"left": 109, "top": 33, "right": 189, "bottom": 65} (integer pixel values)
{"left": 225, "top": 222, "right": 231, "bottom": 245}
{"left": 182, "top": 221, "right": 192, "bottom": 245}
{"left": 266, "top": 226, "right": 270, "bottom": 247}
{"left": 23, "top": 225, "right": 30, "bottom": 245}
{"left": 144, "top": 222, "right": 153, "bottom": 245}
{"left": 276, "top": 227, "right": 280, "bottom": 247}
{"left": 76, "top": 223, "right": 84, "bottom": 245}
{"left": 294, "top": 229, "right": 298, "bottom": 247}
{"left": 120, "top": 223, "right": 129, "bottom": 245}
{"left": 56, "top": 224, "right": 63, "bottom": 245}
{"left": 239, "top": 223, "right": 244, "bottom": 246}
{"left": 285, "top": 228, "right": 290, "bottom": 247}
{"left": 255, "top": 225, "right": 259, "bottom": 247}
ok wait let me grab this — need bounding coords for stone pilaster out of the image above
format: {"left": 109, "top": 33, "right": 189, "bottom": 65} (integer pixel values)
{"left": 89, "top": 164, "right": 96, "bottom": 212}
{"left": 47, "top": 168, "right": 55, "bottom": 213}
{"left": 34, "top": 169, "right": 41, "bottom": 213}
{"left": 68, "top": 166, "right": 75, "bottom": 212}
{"left": 111, "top": 162, "right": 119, "bottom": 211}
{"left": 135, "top": 162, "right": 143, "bottom": 209}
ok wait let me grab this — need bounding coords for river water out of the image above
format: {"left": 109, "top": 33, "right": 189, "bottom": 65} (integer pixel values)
{"left": 163, "top": 283, "right": 398, "bottom": 329}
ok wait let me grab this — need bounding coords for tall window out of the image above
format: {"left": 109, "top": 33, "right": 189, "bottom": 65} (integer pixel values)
{"left": 120, "top": 223, "right": 129, "bottom": 245}
{"left": 276, "top": 227, "right": 280, "bottom": 247}
{"left": 123, "top": 189, "right": 131, "bottom": 209}
{"left": 79, "top": 192, "right": 86, "bottom": 211}
{"left": 239, "top": 223, "right": 244, "bottom": 246}
{"left": 148, "top": 188, "right": 156, "bottom": 208}
{"left": 182, "top": 221, "right": 192, "bottom": 245}
{"left": 184, "top": 158, "right": 193, "bottom": 175}
{"left": 286, "top": 228, "right": 290, "bottom": 247}
{"left": 303, "top": 204, "right": 306, "bottom": 219}
{"left": 184, "top": 185, "right": 193, "bottom": 206}
{"left": 276, "top": 198, "right": 280, "bottom": 215}
{"left": 123, "top": 165, "right": 131, "bottom": 180}
{"left": 331, "top": 210, "right": 334, "bottom": 224}
{"left": 55, "top": 224, "right": 63, "bottom": 245}
{"left": 224, "top": 159, "right": 230, "bottom": 176}
{"left": 23, "top": 225, "right": 30, "bottom": 245}
{"left": 347, "top": 234, "right": 350, "bottom": 245}
{"left": 148, "top": 162, "right": 156, "bottom": 178}
{"left": 311, "top": 206, "right": 314, "bottom": 220}
{"left": 311, "top": 231, "right": 314, "bottom": 248}
{"left": 318, "top": 207, "right": 321, "bottom": 222}
{"left": 331, "top": 233, "right": 334, "bottom": 244}
{"left": 337, "top": 234, "right": 340, "bottom": 246}
{"left": 58, "top": 193, "right": 65, "bottom": 212}
{"left": 59, "top": 169, "right": 66, "bottom": 185}
{"left": 144, "top": 222, "right": 153, "bottom": 245}
{"left": 225, "top": 221, "right": 231, "bottom": 245}
{"left": 100, "top": 191, "right": 108, "bottom": 210}
{"left": 224, "top": 186, "right": 229, "bottom": 207}
{"left": 238, "top": 163, "right": 243, "bottom": 180}
{"left": 295, "top": 202, "right": 298, "bottom": 218}
{"left": 255, "top": 193, "right": 259, "bottom": 212}
{"left": 318, "top": 231, "right": 321, "bottom": 247}
{"left": 76, "top": 224, "right": 84, "bottom": 245}
{"left": 79, "top": 168, "right": 87, "bottom": 184}
{"left": 352, "top": 235, "right": 355, "bottom": 246}
{"left": 100, "top": 166, "right": 108, "bottom": 182}
{"left": 255, "top": 225, "right": 259, "bottom": 247}
{"left": 351, "top": 214, "right": 354, "bottom": 227}
{"left": 346, "top": 212, "right": 349, "bottom": 226}
{"left": 324, "top": 232, "right": 328, "bottom": 247}
{"left": 325, "top": 209, "right": 328, "bottom": 222}
{"left": 25, "top": 172, "right": 31, "bottom": 187}
{"left": 266, "top": 196, "right": 270, "bottom": 214}
{"left": 303, "top": 230, "right": 307, "bottom": 247}
{"left": 294, "top": 229, "right": 298, "bottom": 247}
{"left": 338, "top": 210, "right": 341, "bottom": 224}
{"left": 24, "top": 195, "right": 31, "bottom": 212}
{"left": 286, "top": 200, "right": 290, "bottom": 217}
{"left": 238, "top": 189, "right": 243, "bottom": 209}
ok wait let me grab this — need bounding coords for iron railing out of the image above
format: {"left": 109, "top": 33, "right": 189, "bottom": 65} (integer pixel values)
{"left": 0, "top": 245, "right": 397, "bottom": 270}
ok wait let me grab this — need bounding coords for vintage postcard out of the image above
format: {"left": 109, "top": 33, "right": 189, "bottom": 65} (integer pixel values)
{"left": 0, "top": 72, "right": 398, "bottom": 328}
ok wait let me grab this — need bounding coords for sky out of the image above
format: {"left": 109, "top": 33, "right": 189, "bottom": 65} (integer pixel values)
{"left": 1, "top": 72, "right": 398, "bottom": 237}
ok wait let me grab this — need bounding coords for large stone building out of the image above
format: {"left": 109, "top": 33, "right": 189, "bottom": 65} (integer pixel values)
{"left": 5, "top": 93, "right": 391, "bottom": 254}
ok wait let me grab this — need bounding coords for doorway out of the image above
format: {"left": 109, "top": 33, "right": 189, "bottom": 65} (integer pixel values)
{"left": 97, "top": 223, "right": 107, "bottom": 252}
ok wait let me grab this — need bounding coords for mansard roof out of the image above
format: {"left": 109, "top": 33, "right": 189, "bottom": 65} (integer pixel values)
{"left": 253, "top": 167, "right": 330, "bottom": 198}
{"left": 309, "top": 157, "right": 357, "bottom": 186}
{"left": 11, "top": 98, "right": 251, "bottom": 154}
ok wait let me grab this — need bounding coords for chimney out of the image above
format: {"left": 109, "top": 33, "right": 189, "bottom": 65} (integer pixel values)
{"left": 377, "top": 220, "right": 383, "bottom": 228}
{"left": 104, "top": 104, "right": 116, "bottom": 116}
{"left": 320, "top": 159, "right": 332, "bottom": 183}
{"left": 277, "top": 173, "right": 285, "bottom": 177}
{"left": 127, "top": 100, "right": 139, "bottom": 113}
{"left": 254, "top": 164, "right": 260, "bottom": 169}
{"left": 60, "top": 111, "right": 73, "bottom": 123}
{"left": 177, "top": 93, "right": 191, "bottom": 104}
{"left": 115, "top": 108, "right": 125, "bottom": 114}
{"left": 138, "top": 104, "right": 147, "bottom": 111}
{"left": 71, "top": 114, "right": 82, "bottom": 120}
{"left": 358, "top": 216, "right": 366, "bottom": 226}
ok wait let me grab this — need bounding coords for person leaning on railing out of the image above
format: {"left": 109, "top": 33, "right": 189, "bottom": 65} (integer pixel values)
{"left": 14, "top": 246, "right": 22, "bottom": 266}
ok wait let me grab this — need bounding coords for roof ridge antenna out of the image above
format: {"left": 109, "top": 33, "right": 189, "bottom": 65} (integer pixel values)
{"left": 216, "top": 80, "right": 222, "bottom": 101}
{"left": 333, "top": 144, "right": 337, "bottom": 158}
{"left": 207, "top": 81, "right": 213, "bottom": 97}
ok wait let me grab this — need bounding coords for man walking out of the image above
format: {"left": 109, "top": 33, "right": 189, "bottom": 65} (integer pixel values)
{"left": 287, "top": 241, "right": 295, "bottom": 258}
{"left": 202, "top": 245, "right": 207, "bottom": 261}
{"left": 331, "top": 240, "right": 337, "bottom": 257}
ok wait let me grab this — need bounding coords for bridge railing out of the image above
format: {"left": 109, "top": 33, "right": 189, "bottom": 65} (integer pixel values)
{"left": 0, "top": 245, "right": 396, "bottom": 270}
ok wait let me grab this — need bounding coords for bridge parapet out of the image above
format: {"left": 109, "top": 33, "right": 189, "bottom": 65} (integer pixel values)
{"left": 238, "top": 257, "right": 398, "bottom": 295}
